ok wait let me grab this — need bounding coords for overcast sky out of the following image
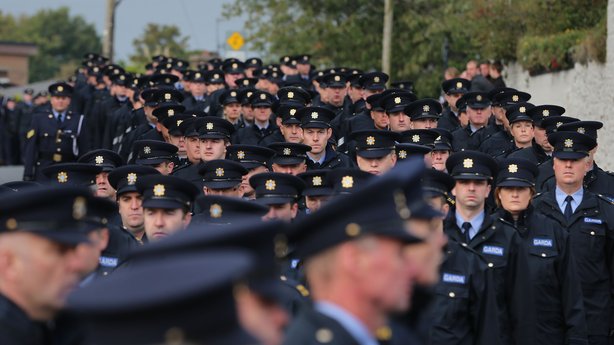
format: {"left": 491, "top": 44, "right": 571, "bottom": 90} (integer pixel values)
{"left": 2, "top": 0, "right": 247, "bottom": 62}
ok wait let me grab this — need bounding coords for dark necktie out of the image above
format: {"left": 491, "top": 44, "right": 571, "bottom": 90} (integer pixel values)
{"left": 462, "top": 222, "right": 472, "bottom": 244}
{"left": 57, "top": 112, "right": 63, "bottom": 124}
{"left": 564, "top": 195, "right": 574, "bottom": 221}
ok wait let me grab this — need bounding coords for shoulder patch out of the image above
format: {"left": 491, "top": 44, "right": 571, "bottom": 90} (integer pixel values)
{"left": 597, "top": 194, "right": 614, "bottom": 205}
{"left": 27, "top": 129, "right": 35, "bottom": 139}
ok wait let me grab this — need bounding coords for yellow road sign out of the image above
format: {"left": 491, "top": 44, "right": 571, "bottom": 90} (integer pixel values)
{"left": 227, "top": 32, "right": 245, "bottom": 51}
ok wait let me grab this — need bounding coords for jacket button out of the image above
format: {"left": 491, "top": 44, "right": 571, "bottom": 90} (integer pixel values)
{"left": 449, "top": 292, "right": 455, "bottom": 298}
{"left": 488, "top": 263, "right": 494, "bottom": 268}
{"left": 541, "top": 253, "right": 546, "bottom": 257}
{"left": 591, "top": 231, "right": 595, "bottom": 236}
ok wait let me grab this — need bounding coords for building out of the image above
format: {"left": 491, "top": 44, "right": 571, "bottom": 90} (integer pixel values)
{"left": 0, "top": 41, "right": 38, "bottom": 86}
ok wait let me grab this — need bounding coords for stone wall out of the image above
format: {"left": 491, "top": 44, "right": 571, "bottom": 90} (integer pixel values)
{"left": 502, "top": 0, "right": 614, "bottom": 170}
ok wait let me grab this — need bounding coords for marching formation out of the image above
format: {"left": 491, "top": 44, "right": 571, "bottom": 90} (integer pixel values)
{"left": 0, "top": 53, "right": 613, "bottom": 345}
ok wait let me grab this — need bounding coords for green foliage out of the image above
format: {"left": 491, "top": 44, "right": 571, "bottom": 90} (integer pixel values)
{"left": 224, "top": 0, "right": 607, "bottom": 97}
{"left": 129, "top": 24, "right": 190, "bottom": 67}
{"left": 0, "top": 8, "right": 101, "bottom": 82}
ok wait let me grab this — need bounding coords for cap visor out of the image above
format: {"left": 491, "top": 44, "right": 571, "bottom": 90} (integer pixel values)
{"left": 497, "top": 180, "right": 534, "bottom": 188}
{"left": 453, "top": 174, "right": 491, "bottom": 180}
{"left": 35, "top": 230, "right": 92, "bottom": 246}
{"left": 553, "top": 152, "right": 587, "bottom": 160}
{"left": 468, "top": 103, "right": 490, "bottom": 109}
{"left": 357, "top": 149, "right": 393, "bottom": 159}
{"left": 301, "top": 122, "right": 330, "bottom": 129}
{"left": 303, "top": 188, "right": 334, "bottom": 197}
{"left": 135, "top": 158, "right": 168, "bottom": 165}
{"left": 198, "top": 134, "right": 227, "bottom": 140}
{"left": 272, "top": 157, "right": 305, "bottom": 165}
{"left": 142, "top": 199, "right": 186, "bottom": 210}
{"left": 255, "top": 197, "right": 294, "bottom": 205}
{"left": 202, "top": 181, "right": 241, "bottom": 189}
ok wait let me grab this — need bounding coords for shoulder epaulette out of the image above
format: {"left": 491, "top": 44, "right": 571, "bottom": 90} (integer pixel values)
{"left": 597, "top": 194, "right": 614, "bottom": 205}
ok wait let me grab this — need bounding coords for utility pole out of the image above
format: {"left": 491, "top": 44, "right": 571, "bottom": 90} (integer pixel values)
{"left": 382, "top": 0, "right": 393, "bottom": 76}
{"left": 103, "top": 0, "right": 119, "bottom": 61}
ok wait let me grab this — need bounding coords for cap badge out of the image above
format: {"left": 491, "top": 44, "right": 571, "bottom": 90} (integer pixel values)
{"left": 168, "top": 109, "right": 175, "bottom": 116}
{"left": 260, "top": 93, "right": 266, "bottom": 100}
{"left": 374, "top": 76, "right": 380, "bottom": 83}
{"left": 423, "top": 105, "right": 430, "bottom": 112}
{"left": 176, "top": 120, "right": 183, "bottom": 126}
{"left": 435, "top": 136, "right": 442, "bottom": 141}
{"left": 577, "top": 127, "right": 586, "bottom": 134}
{"left": 456, "top": 81, "right": 463, "bottom": 88}
{"left": 265, "top": 179, "right": 276, "bottom": 191}
{"left": 210, "top": 204, "right": 222, "bottom": 218}
{"left": 153, "top": 184, "right": 166, "bottom": 197}
{"left": 556, "top": 122, "right": 563, "bottom": 128}
{"left": 512, "top": 95, "right": 519, "bottom": 102}
{"left": 57, "top": 85, "right": 64, "bottom": 92}
{"left": 463, "top": 158, "right": 473, "bottom": 168}
{"left": 215, "top": 168, "right": 224, "bottom": 177}
{"left": 165, "top": 78, "right": 171, "bottom": 83}
{"left": 345, "top": 223, "right": 361, "bottom": 237}
{"left": 95, "top": 156, "right": 104, "bottom": 165}
{"left": 230, "top": 91, "right": 237, "bottom": 97}
{"left": 287, "top": 91, "right": 294, "bottom": 99}
{"left": 312, "top": 176, "right": 323, "bottom": 186}
{"left": 412, "top": 135, "right": 420, "bottom": 143}
{"left": 127, "top": 173, "right": 138, "bottom": 185}
{"left": 519, "top": 106, "right": 526, "bottom": 113}
{"left": 232, "top": 63, "right": 238, "bottom": 69}
{"left": 242, "top": 80, "right": 249, "bottom": 85}
{"left": 341, "top": 176, "right": 354, "bottom": 189}
{"left": 237, "top": 151, "right": 246, "bottom": 159}
{"left": 289, "top": 108, "right": 297, "bottom": 116}
{"left": 283, "top": 148, "right": 292, "bottom": 155}
{"left": 164, "top": 93, "right": 171, "bottom": 100}
{"left": 476, "top": 95, "right": 483, "bottom": 101}
{"left": 206, "top": 122, "right": 214, "bottom": 130}
{"left": 72, "top": 197, "right": 87, "bottom": 220}
{"left": 144, "top": 146, "right": 151, "bottom": 154}
{"left": 195, "top": 73, "right": 201, "bottom": 78}
{"left": 366, "top": 136, "right": 376, "bottom": 146}
{"left": 394, "top": 97, "right": 401, "bottom": 104}
{"left": 334, "top": 75, "right": 341, "bottom": 82}
{"left": 508, "top": 164, "right": 518, "bottom": 173}
{"left": 119, "top": 75, "right": 125, "bottom": 80}
{"left": 214, "top": 74, "right": 220, "bottom": 79}
{"left": 543, "top": 109, "right": 550, "bottom": 116}
{"left": 57, "top": 171, "right": 68, "bottom": 183}
{"left": 311, "top": 112, "right": 319, "bottom": 119}
{"left": 564, "top": 139, "right": 573, "bottom": 148}
{"left": 399, "top": 150, "right": 407, "bottom": 159}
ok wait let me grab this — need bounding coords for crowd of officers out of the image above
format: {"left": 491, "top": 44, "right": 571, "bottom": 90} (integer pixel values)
{"left": 0, "top": 52, "right": 613, "bottom": 345}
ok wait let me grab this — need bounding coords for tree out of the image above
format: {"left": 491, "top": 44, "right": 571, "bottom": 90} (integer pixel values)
{"left": 0, "top": 8, "right": 101, "bottom": 82}
{"left": 129, "top": 24, "right": 190, "bottom": 68}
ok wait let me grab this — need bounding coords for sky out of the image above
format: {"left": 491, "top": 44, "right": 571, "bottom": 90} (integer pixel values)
{"left": 2, "top": 0, "right": 248, "bottom": 62}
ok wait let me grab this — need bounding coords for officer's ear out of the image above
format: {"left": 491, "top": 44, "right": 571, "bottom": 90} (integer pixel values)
{"left": 275, "top": 116, "right": 283, "bottom": 128}
{"left": 290, "top": 202, "right": 299, "bottom": 219}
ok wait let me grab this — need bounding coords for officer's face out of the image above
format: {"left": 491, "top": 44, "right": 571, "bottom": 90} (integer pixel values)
{"left": 553, "top": 157, "right": 590, "bottom": 187}
{"left": 272, "top": 162, "right": 307, "bottom": 176}
{"left": 243, "top": 166, "right": 268, "bottom": 197}
{"left": 50, "top": 96, "right": 71, "bottom": 113}
{"left": 203, "top": 185, "right": 243, "bottom": 198}
{"left": 262, "top": 203, "right": 297, "bottom": 222}
{"left": 235, "top": 286, "right": 289, "bottom": 345}
{"left": 74, "top": 229, "right": 109, "bottom": 278}
{"left": 444, "top": 93, "right": 462, "bottom": 111}
{"left": 510, "top": 121, "right": 534, "bottom": 146}
{"left": 199, "top": 138, "right": 227, "bottom": 162}
{"left": 117, "top": 192, "right": 144, "bottom": 233}
{"left": 280, "top": 124, "right": 303, "bottom": 143}
{"left": 207, "top": 83, "right": 225, "bottom": 94}
{"left": 191, "top": 82, "right": 206, "bottom": 96}
{"left": 306, "top": 195, "right": 330, "bottom": 213}
{"left": 388, "top": 112, "right": 411, "bottom": 132}
{"left": 225, "top": 73, "right": 244, "bottom": 88}
{"left": 534, "top": 127, "right": 552, "bottom": 152}
{"left": 405, "top": 218, "right": 447, "bottom": 286}
{"left": 452, "top": 179, "right": 491, "bottom": 210}
{"left": 467, "top": 106, "right": 491, "bottom": 127}
{"left": 154, "top": 161, "right": 175, "bottom": 175}
{"left": 253, "top": 106, "right": 272, "bottom": 123}
{"left": 370, "top": 110, "right": 389, "bottom": 130}
{"left": 411, "top": 118, "right": 438, "bottom": 129}
{"left": 224, "top": 103, "right": 242, "bottom": 122}
{"left": 169, "top": 135, "right": 186, "bottom": 156}
{"left": 497, "top": 186, "right": 532, "bottom": 216}
{"left": 185, "top": 136, "right": 200, "bottom": 163}
{"left": 356, "top": 152, "right": 397, "bottom": 175}
{"left": 303, "top": 128, "right": 331, "bottom": 155}
{"left": 431, "top": 150, "right": 450, "bottom": 172}
{"left": 348, "top": 86, "right": 363, "bottom": 103}
{"left": 95, "top": 172, "right": 116, "bottom": 200}
{"left": 0, "top": 233, "right": 82, "bottom": 320}
{"left": 144, "top": 208, "right": 191, "bottom": 241}
{"left": 242, "top": 105, "right": 255, "bottom": 122}
{"left": 328, "top": 86, "right": 346, "bottom": 107}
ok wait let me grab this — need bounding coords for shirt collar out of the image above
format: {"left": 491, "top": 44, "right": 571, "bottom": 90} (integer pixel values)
{"left": 315, "top": 301, "right": 379, "bottom": 345}
{"left": 307, "top": 152, "right": 326, "bottom": 165}
{"left": 555, "top": 186, "right": 583, "bottom": 212}
{"left": 455, "top": 210, "right": 485, "bottom": 234}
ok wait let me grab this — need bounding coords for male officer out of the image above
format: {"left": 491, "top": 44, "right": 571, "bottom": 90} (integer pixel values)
{"left": 533, "top": 131, "right": 614, "bottom": 345}
{"left": 132, "top": 140, "right": 178, "bottom": 175}
{"left": 226, "top": 144, "right": 275, "bottom": 200}
{"left": 234, "top": 90, "right": 281, "bottom": 146}
{"left": 268, "top": 142, "right": 312, "bottom": 176}
{"left": 405, "top": 98, "right": 442, "bottom": 130}
{"left": 438, "top": 78, "right": 470, "bottom": 131}
{"left": 296, "top": 106, "right": 355, "bottom": 170}
{"left": 275, "top": 104, "right": 305, "bottom": 144}
{"left": 351, "top": 130, "right": 400, "bottom": 175}
{"left": 108, "top": 165, "right": 161, "bottom": 244}
{"left": 199, "top": 159, "right": 248, "bottom": 197}
{"left": 23, "top": 82, "right": 89, "bottom": 181}
{"left": 297, "top": 169, "right": 334, "bottom": 213}
{"left": 78, "top": 149, "right": 124, "bottom": 200}
{"left": 0, "top": 186, "right": 116, "bottom": 344}
{"left": 450, "top": 92, "right": 491, "bottom": 151}
{"left": 198, "top": 116, "right": 235, "bottom": 162}
{"left": 250, "top": 172, "right": 305, "bottom": 222}
{"left": 444, "top": 150, "right": 531, "bottom": 343}
{"left": 380, "top": 91, "right": 417, "bottom": 133}
{"left": 135, "top": 175, "right": 199, "bottom": 242}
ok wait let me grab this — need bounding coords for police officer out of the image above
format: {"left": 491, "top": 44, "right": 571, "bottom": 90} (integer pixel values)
{"left": 533, "top": 131, "right": 614, "bottom": 345}
{"left": 492, "top": 103, "right": 536, "bottom": 160}
{"left": 268, "top": 142, "right": 312, "bottom": 176}
{"left": 233, "top": 90, "right": 281, "bottom": 146}
{"left": 450, "top": 92, "right": 492, "bottom": 151}
{"left": 23, "top": 82, "right": 90, "bottom": 181}
{"left": 78, "top": 149, "right": 125, "bottom": 200}
{"left": 438, "top": 78, "right": 470, "bottom": 132}
{"left": 198, "top": 159, "right": 248, "bottom": 197}
{"left": 444, "top": 150, "right": 531, "bottom": 343}
{"left": 275, "top": 103, "right": 305, "bottom": 144}
{"left": 132, "top": 139, "right": 178, "bottom": 175}
{"left": 250, "top": 172, "right": 305, "bottom": 223}
{"left": 351, "top": 130, "right": 400, "bottom": 175}
{"left": 226, "top": 144, "right": 275, "bottom": 200}
{"left": 493, "top": 158, "right": 587, "bottom": 344}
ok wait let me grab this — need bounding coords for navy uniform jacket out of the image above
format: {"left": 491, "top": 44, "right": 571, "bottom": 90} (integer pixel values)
{"left": 450, "top": 126, "right": 482, "bottom": 152}
{"left": 232, "top": 120, "right": 283, "bottom": 146}
{"left": 182, "top": 94, "right": 207, "bottom": 113}
{"left": 306, "top": 145, "right": 356, "bottom": 171}
{"left": 494, "top": 207, "right": 588, "bottom": 345}
{"left": 444, "top": 210, "right": 532, "bottom": 344}
{"left": 430, "top": 239, "right": 501, "bottom": 345}
{"left": 23, "top": 109, "right": 89, "bottom": 181}
{"left": 96, "top": 225, "right": 139, "bottom": 278}
{"left": 171, "top": 161, "right": 205, "bottom": 191}
{"left": 533, "top": 190, "right": 614, "bottom": 338}
{"left": 539, "top": 164, "right": 614, "bottom": 198}
{"left": 507, "top": 141, "right": 551, "bottom": 166}
{"left": 478, "top": 130, "right": 514, "bottom": 157}
{"left": 282, "top": 303, "right": 362, "bottom": 345}
{"left": 0, "top": 294, "right": 50, "bottom": 345}
{"left": 437, "top": 106, "right": 462, "bottom": 132}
